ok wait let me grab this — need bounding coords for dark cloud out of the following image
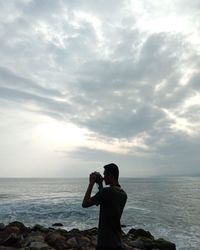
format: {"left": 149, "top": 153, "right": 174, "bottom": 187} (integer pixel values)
{"left": 72, "top": 104, "right": 165, "bottom": 138}
{"left": 0, "top": 66, "right": 62, "bottom": 97}
{"left": 0, "top": 86, "right": 72, "bottom": 119}
{"left": 151, "top": 134, "right": 200, "bottom": 175}
{"left": 189, "top": 73, "right": 200, "bottom": 91}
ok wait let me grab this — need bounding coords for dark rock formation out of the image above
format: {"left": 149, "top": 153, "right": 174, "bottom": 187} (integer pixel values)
{"left": 0, "top": 221, "right": 176, "bottom": 249}
{"left": 52, "top": 223, "right": 64, "bottom": 227}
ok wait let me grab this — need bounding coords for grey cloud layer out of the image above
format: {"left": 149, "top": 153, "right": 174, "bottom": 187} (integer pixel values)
{"left": 0, "top": 0, "right": 199, "bottom": 175}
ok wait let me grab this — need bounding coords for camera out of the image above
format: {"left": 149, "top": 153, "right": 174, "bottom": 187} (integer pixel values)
{"left": 94, "top": 171, "right": 102, "bottom": 183}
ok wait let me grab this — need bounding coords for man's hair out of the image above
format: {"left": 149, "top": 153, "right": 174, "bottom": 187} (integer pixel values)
{"left": 104, "top": 163, "right": 119, "bottom": 180}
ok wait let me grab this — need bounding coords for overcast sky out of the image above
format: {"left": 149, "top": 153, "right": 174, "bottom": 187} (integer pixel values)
{"left": 0, "top": 0, "right": 199, "bottom": 177}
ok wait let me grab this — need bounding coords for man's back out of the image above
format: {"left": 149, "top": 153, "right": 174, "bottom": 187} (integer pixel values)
{"left": 91, "top": 186, "right": 127, "bottom": 248}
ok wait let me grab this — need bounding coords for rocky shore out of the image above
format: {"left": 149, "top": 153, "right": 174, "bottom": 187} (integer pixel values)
{"left": 0, "top": 221, "right": 176, "bottom": 250}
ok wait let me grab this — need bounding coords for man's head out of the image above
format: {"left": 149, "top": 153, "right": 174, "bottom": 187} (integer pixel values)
{"left": 103, "top": 163, "right": 119, "bottom": 185}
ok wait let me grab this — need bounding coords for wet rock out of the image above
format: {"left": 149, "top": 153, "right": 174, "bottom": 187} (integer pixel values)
{"left": 6, "top": 222, "right": 28, "bottom": 234}
{"left": 76, "top": 235, "right": 92, "bottom": 249}
{"left": 0, "top": 222, "right": 176, "bottom": 250}
{"left": 82, "top": 228, "right": 97, "bottom": 237}
{"left": 55, "top": 229, "right": 68, "bottom": 238}
{"left": 29, "top": 241, "right": 51, "bottom": 249}
{"left": 122, "top": 243, "right": 134, "bottom": 250}
{"left": 45, "top": 232, "right": 67, "bottom": 249}
{"left": 32, "top": 225, "right": 49, "bottom": 234}
{"left": 66, "top": 237, "right": 78, "bottom": 248}
{"left": 52, "top": 223, "right": 63, "bottom": 227}
{"left": 0, "top": 224, "right": 5, "bottom": 231}
{"left": 127, "top": 228, "right": 154, "bottom": 240}
{"left": 45, "top": 232, "right": 64, "bottom": 244}
{"left": 155, "top": 238, "right": 176, "bottom": 249}
{"left": 24, "top": 235, "right": 45, "bottom": 247}
{"left": 0, "top": 233, "right": 22, "bottom": 248}
{"left": 0, "top": 247, "right": 18, "bottom": 250}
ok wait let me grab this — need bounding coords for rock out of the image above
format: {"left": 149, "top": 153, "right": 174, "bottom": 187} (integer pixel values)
{"left": 45, "top": 232, "right": 67, "bottom": 249}
{"left": 45, "top": 232, "right": 65, "bottom": 244}
{"left": 90, "top": 236, "right": 97, "bottom": 246}
{"left": 76, "top": 235, "right": 93, "bottom": 249}
{"left": 82, "top": 227, "right": 98, "bottom": 236}
{"left": 122, "top": 243, "right": 134, "bottom": 250}
{"left": 32, "top": 225, "right": 49, "bottom": 233}
{"left": 66, "top": 228, "right": 81, "bottom": 240}
{"left": 127, "top": 228, "right": 154, "bottom": 240}
{"left": 0, "top": 224, "right": 5, "bottom": 231}
{"left": 0, "top": 222, "right": 176, "bottom": 250}
{"left": 0, "top": 247, "right": 18, "bottom": 250}
{"left": 52, "top": 223, "right": 63, "bottom": 227}
{"left": 4, "top": 227, "right": 20, "bottom": 236}
{"left": 79, "top": 235, "right": 91, "bottom": 243}
{"left": 155, "top": 238, "right": 176, "bottom": 249}
{"left": 0, "top": 233, "right": 22, "bottom": 248}
{"left": 29, "top": 241, "right": 51, "bottom": 249}
{"left": 131, "top": 238, "right": 144, "bottom": 248}
{"left": 128, "top": 236, "right": 176, "bottom": 250}
{"left": 55, "top": 229, "right": 68, "bottom": 238}
{"left": 24, "top": 235, "right": 45, "bottom": 247}
{"left": 51, "top": 239, "right": 69, "bottom": 250}
{"left": 66, "top": 237, "right": 78, "bottom": 248}
{"left": 6, "top": 221, "right": 28, "bottom": 234}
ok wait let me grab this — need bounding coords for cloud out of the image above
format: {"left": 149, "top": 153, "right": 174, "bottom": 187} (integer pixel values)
{"left": 61, "top": 146, "right": 161, "bottom": 177}
{"left": 0, "top": 0, "right": 199, "bottom": 176}
{"left": 0, "top": 66, "right": 61, "bottom": 97}
{"left": 151, "top": 134, "right": 200, "bottom": 175}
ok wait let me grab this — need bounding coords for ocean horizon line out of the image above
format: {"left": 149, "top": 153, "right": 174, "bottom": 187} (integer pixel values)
{"left": 0, "top": 175, "right": 199, "bottom": 179}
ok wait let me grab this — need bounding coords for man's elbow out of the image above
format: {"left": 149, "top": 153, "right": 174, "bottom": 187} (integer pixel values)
{"left": 82, "top": 202, "right": 87, "bottom": 208}
{"left": 82, "top": 200, "right": 91, "bottom": 208}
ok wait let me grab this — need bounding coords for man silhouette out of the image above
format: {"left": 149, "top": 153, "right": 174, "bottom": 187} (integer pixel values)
{"left": 82, "top": 163, "right": 127, "bottom": 249}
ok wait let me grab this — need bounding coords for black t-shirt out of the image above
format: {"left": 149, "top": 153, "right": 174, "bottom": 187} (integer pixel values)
{"left": 90, "top": 186, "right": 127, "bottom": 248}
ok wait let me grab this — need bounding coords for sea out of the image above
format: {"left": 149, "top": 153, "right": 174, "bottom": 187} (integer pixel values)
{"left": 0, "top": 177, "right": 199, "bottom": 250}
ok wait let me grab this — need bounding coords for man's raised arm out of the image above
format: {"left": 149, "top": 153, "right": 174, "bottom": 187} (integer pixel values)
{"left": 82, "top": 172, "right": 96, "bottom": 208}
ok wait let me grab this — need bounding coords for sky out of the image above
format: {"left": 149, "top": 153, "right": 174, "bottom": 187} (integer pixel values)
{"left": 0, "top": 0, "right": 200, "bottom": 178}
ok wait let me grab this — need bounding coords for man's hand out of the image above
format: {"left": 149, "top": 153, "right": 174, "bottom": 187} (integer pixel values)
{"left": 89, "top": 172, "right": 97, "bottom": 185}
{"left": 82, "top": 172, "right": 97, "bottom": 208}
{"left": 90, "top": 172, "right": 103, "bottom": 189}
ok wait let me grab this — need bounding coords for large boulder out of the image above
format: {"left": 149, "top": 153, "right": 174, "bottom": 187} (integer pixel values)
{"left": 0, "top": 233, "right": 22, "bottom": 248}
{"left": 24, "top": 235, "right": 45, "bottom": 247}
{"left": 0, "top": 224, "right": 5, "bottom": 231}
{"left": 5, "top": 222, "right": 28, "bottom": 234}
{"left": 29, "top": 241, "right": 52, "bottom": 250}
{"left": 52, "top": 223, "right": 63, "bottom": 227}
{"left": 127, "top": 228, "right": 154, "bottom": 240}
{"left": 45, "top": 231, "right": 68, "bottom": 249}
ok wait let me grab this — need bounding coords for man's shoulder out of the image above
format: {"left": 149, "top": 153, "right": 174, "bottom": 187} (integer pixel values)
{"left": 99, "top": 187, "right": 115, "bottom": 196}
{"left": 103, "top": 186, "right": 127, "bottom": 197}
{"left": 100, "top": 187, "right": 111, "bottom": 193}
